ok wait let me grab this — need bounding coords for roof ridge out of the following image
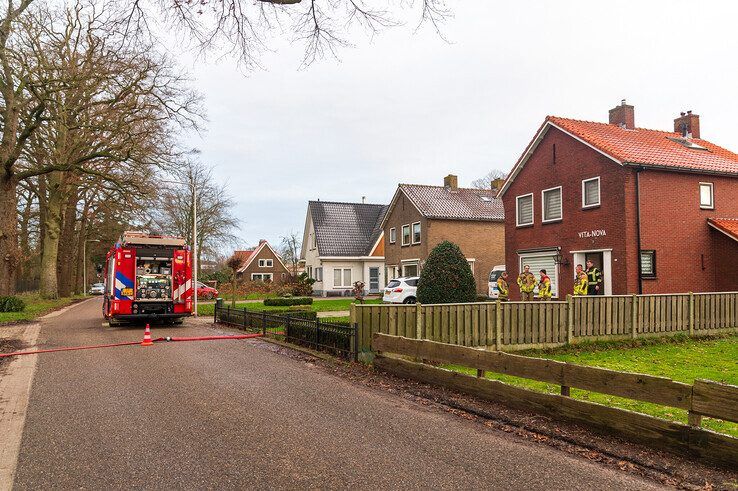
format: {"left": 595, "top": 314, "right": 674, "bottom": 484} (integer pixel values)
{"left": 547, "top": 115, "right": 682, "bottom": 136}
{"left": 400, "top": 183, "right": 501, "bottom": 194}
{"left": 309, "top": 199, "right": 386, "bottom": 207}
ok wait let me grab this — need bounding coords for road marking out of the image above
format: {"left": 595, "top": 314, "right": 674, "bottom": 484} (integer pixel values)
{"left": 0, "top": 324, "right": 41, "bottom": 490}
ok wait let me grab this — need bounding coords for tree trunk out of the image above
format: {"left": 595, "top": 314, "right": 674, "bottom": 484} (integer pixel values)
{"left": 0, "top": 173, "right": 19, "bottom": 295}
{"left": 57, "top": 185, "right": 78, "bottom": 297}
{"left": 39, "top": 172, "right": 64, "bottom": 299}
{"left": 73, "top": 205, "right": 89, "bottom": 294}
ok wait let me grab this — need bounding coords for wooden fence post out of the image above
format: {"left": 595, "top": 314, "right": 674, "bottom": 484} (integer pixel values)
{"left": 416, "top": 303, "right": 423, "bottom": 340}
{"left": 495, "top": 300, "right": 502, "bottom": 351}
{"left": 566, "top": 295, "right": 574, "bottom": 345}
{"left": 631, "top": 294, "right": 638, "bottom": 339}
{"left": 689, "top": 291, "right": 695, "bottom": 337}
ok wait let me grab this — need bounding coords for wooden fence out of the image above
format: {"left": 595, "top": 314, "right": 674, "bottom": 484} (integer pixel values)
{"left": 372, "top": 333, "right": 738, "bottom": 468}
{"left": 351, "top": 292, "right": 738, "bottom": 351}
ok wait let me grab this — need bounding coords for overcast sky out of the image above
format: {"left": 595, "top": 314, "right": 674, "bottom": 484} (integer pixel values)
{"left": 172, "top": 1, "right": 738, "bottom": 250}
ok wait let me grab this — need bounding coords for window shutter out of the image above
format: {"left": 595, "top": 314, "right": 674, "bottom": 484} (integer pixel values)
{"left": 584, "top": 180, "right": 599, "bottom": 206}
{"left": 543, "top": 189, "right": 562, "bottom": 221}
{"left": 517, "top": 196, "right": 533, "bottom": 225}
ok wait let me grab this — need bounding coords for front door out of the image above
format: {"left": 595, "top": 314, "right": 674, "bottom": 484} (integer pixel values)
{"left": 585, "top": 252, "right": 604, "bottom": 295}
{"left": 369, "top": 267, "right": 380, "bottom": 293}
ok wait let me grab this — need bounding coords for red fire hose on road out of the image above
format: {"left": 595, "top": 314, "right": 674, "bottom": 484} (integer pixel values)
{"left": 0, "top": 333, "right": 266, "bottom": 359}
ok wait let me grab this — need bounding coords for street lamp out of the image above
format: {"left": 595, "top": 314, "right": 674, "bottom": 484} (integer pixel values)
{"left": 161, "top": 179, "right": 198, "bottom": 317}
{"left": 83, "top": 239, "right": 100, "bottom": 296}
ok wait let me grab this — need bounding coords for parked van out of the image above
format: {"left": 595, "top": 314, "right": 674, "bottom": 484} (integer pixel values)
{"left": 487, "top": 265, "right": 506, "bottom": 298}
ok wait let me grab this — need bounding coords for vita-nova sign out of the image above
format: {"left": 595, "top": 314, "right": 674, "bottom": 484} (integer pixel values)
{"left": 578, "top": 229, "right": 607, "bottom": 238}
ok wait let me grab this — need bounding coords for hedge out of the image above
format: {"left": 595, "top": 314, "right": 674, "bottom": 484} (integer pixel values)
{"left": 263, "top": 297, "right": 313, "bottom": 307}
{"left": 417, "top": 241, "right": 476, "bottom": 304}
{"left": 0, "top": 296, "right": 25, "bottom": 312}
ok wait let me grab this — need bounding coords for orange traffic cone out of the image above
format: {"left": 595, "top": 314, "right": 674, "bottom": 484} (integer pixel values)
{"left": 141, "top": 324, "right": 153, "bottom": 346}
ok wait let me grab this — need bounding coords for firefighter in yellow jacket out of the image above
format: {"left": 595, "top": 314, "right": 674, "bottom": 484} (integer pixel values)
{"left": 538, "top": 269, "right": 552, "bottom": 301}
{"left": 496, "top": 271, "right": 509, "bottom": 301}
{"left": 517, "top": 264, "right": 536, "bottom": 301}
{"left": 573, "top": 264, "right": 588, "bottom": 296}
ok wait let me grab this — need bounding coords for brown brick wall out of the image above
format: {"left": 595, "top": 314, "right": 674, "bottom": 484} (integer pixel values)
{"left": 427, "top": 220, "right": 505, "bottom": 293}
{"left": 384, "top": 192, "right": 427, "bottom": 271}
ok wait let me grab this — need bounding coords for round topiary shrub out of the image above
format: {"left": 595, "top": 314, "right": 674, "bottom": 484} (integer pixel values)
{"left": 417, "top": 241, "right": 476, "bottom": 304}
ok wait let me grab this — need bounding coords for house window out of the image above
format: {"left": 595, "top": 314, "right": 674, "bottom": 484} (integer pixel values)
{"left": 307, "top": 266, "right": 313, "bottom": 278}
{"left": 699, "top": 182, "right": 714, "bottom": 209}
{"left": 403, "top": 264, "right": 418, "bottom": 277}
{"left": 387, "top": 266, "right": 399, "bottom": 280}
{"left": 333, "top": 268, "right": 352, "bottom": 288}
{"left": 467, "top": 259, "right": 475, "bottom": 274}
{"left": 315, "top": 267, "right": 323, "bottom": 282}
{"left": 582, "top": 177, "right": 601, "bottom": 208}
{"left": 542, "top": 186, "right": 562, "bottom": 223}
{"left": 258, "top": 259, "right": 273, "bottom": 268}
{"left": 389, "top": 227, "right": 396, "bottom": 244}
{"left": 516, "top": 193, "right": 534, "bottom": 226}
{"left": 251, "top": 273, "right": 273, "bottom": 282}
{"left": 412, "top": 222, "right": 421, "bottom": 244}
{"left": 640, "top": 250, "right": 656, "bottom": 278}
{"left": 402, "top": 225, "right": 411, "bottom": 246}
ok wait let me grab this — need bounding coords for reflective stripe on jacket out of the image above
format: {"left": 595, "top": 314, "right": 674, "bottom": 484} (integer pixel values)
{"left": 573, "top": 275, "right": 588, "bottom": 296}
{"left": 586, "top": 267, "right": 602, "bottom": 286}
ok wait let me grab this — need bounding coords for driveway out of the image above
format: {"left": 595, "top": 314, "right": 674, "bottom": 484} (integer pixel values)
{"left": 6, "top": 299, "right": 662, "bottom": 489}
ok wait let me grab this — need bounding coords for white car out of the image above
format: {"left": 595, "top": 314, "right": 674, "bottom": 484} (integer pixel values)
{"left": 487, "top": 265, "right": 506, "bottom": 298}
{"left": 383, "top": 277, "right": 419, "bottom": 304}
{"left": 89, "top": 282, "right": 105, "bottom": 295}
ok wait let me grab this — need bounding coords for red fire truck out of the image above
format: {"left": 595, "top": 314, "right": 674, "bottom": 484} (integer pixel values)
{"left": 103, "top": 231, "right": 193, "bottom": 326}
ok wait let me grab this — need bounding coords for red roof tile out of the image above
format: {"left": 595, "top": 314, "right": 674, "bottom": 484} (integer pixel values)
{"left": 708, "top": 218, "right": 738, "bottom": 242}
{"left": 547, "top": 116, "right": 738, "bottom": 175}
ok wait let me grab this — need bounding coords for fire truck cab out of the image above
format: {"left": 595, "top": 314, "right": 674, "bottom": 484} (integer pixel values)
{"left": 103, "top": 231, "right": 193, "bottom": 327}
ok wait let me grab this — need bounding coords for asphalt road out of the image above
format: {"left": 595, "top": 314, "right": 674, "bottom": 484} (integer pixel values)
{"left": 12, "top": 299, "right": 663, "bottom": 489}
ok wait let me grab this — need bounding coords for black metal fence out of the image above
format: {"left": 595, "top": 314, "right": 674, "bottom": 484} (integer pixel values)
{"left": 214, "top": 301, "right": 357, "bottom": 360}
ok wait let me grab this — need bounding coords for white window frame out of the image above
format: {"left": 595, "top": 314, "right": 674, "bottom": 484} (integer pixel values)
{"left": 516, "top": 193, "right": 534, "bottom": 227}
{"left": 401, "top": 224, "right": 411, "bottom": 246}
{"left": 541, "top": 186, "right": 563, "bottom": 223}
{"left": 411, "top": 221, "right": 421, "bottom": 244}
{"left": 699, "top": 182, "right": 714, "bottom": 210}
{"left": 581, "top": 176, "right": 601, "bottom": 208}
{"left": 258, "top": 259, "right": 273, "bottom": 268}
{"left": 402, "top": 263, "right": 419, "bottom": 277}
{"left": 389, "top": 227, "right": 396, "bottom": 244}
{"left": 315, "top": 267, "right": 323, "bottom": 282}
{"left": 251, "top": 273, "right": 273, "bottom": 282}
{"left": 333, "top": 268, "right": 352, "bottom": 288}
{"left": 466, "top": 258, "right": 475, "bottom": 274}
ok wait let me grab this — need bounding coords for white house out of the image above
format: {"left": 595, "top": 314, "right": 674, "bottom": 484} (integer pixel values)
{"left": 300, "top": 200, "right": 387, "bottom": 296}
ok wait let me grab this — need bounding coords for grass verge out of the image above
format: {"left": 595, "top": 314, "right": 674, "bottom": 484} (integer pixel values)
{"left": 0, "top": 293, "right": 84, "bottom": 324}
{"left": 447, "top": 334, "right": 738, "bottom": 437}
{"left": 199, "top": 298, "right": 381, "bottom": 316}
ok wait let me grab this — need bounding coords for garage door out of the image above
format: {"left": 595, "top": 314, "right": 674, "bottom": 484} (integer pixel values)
{"left": 518, "top": 253, "right": 559, "bottom": 298}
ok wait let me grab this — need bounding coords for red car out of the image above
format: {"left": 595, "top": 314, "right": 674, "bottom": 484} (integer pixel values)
{"left": 196, "top": 282, "right": 219, "bottom": 300}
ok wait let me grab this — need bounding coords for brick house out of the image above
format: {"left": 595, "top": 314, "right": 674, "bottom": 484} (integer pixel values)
{"left": 382, "top": 175, "right": 505, "bottom": 294}
{"left": 300, "top": 201, "right": 387, "bottom": 296}
{"left": 498, "top": 102, "right": 738, "bottom": 299}
{"left": 235, "top": 240, "right": 291, "bottom": 284}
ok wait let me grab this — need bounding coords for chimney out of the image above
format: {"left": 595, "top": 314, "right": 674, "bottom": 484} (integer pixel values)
{"left": 491, "top": 178, "right": 505, "bottom": 192}
{"left": 443, "top": 174, "right": 458, "bottom": 191}
{"left": 608, "top": 99, "right": 635, "bottom": 129}
{"left": 673, "top": 110, "right": 700, "bottom": 139}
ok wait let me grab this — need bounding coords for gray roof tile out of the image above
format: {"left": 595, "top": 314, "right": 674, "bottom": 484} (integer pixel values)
{"left": 399, "top": 184, "right": 504, "bottom": 221}
{"left": 310, "top": 201, "right": 388, "bottom": 257}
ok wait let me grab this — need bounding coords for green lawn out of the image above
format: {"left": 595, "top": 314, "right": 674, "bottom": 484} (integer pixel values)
{"left": 448, "top": 335, "right": 738, "bottom": 437}
{"left": 0, "top": 293, "right": 84, "bottom": 324}
{"left": 198, "top": 298, "right": 381, "bottom": 316}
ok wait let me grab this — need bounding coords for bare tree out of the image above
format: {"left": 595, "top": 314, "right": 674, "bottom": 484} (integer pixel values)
{"left": 471, "top": 169, "right": 508, "bottom": 191}
{"left": 152, "top": 159, "right": 241, "bottom": 275}
{"left": 17, "top": 2, "right": 202, "bottom": 298}
{"left": 279, "top": 231, "right": 301, "bottom": 277}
